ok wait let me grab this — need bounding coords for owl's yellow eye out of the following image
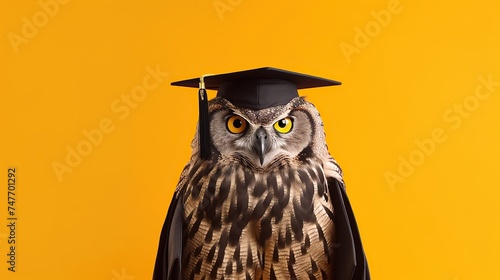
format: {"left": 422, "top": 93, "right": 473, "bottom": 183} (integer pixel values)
{"left": 274, "top": 117, "right": 293, "bottom": 134}
{"left": 227, "top": 115, "right": 248, "bottom": 134}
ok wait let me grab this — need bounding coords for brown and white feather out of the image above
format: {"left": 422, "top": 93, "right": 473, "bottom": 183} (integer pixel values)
{"left": 176, "top": 97, "right": 342, "bottom": 280}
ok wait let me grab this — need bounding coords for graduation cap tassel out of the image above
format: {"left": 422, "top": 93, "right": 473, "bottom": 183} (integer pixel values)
{"left": 198, "top": 76, "right": 211, "bottom": 160}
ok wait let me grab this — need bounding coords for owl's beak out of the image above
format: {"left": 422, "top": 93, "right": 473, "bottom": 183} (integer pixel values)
{"left": 254, "top": 127, "right": 270, "bottom": 165}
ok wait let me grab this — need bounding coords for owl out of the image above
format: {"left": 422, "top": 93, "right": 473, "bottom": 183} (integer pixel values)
{"left": 153, "top": 67, "right": 369, "bottom": 280}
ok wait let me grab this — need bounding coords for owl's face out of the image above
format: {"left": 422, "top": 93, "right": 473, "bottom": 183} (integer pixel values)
{"left": 206, "top": 97, "right": 328, "bottom": 168}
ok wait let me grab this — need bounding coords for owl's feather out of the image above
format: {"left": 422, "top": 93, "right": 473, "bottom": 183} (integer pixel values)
{"left": 153, "top": 97, "right": 369, "bottom": 280}
{"left": 178, "top": 154, "right": 336, "bottom": 279}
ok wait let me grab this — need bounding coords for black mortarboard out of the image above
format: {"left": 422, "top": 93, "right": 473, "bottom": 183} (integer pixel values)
{"left": 171, "top": 67, "right": 341, "bottom": 160}
{"left": 172, "top": 67, "right": 341, "bottom": 110}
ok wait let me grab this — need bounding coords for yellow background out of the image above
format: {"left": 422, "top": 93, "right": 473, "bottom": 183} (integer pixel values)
{"left": 1, "top": 0, "right": 499, "bottom": 279}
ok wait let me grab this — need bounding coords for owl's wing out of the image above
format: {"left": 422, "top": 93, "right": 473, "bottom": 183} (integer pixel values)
{"left": 328, "top": 178, "right": 370, "bottom": 280}
{"left": 153, "top": 191, "right": 183, "bottom": 280}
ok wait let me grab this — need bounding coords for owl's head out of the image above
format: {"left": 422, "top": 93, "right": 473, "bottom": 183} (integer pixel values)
{"left": 173, "top": 67, "right": 341, "bottom": 171}
{"left": 193, "top": 97, "right": 330, "bottom": 169}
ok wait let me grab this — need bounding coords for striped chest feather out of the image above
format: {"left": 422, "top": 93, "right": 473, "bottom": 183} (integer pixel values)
{"left": 179, "top": 159, "right": 336, "bottom": 280}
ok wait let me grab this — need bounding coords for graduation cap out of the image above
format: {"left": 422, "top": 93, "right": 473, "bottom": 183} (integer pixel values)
{"left": 171, "top": 67, "right": 341, "bottom": 160}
